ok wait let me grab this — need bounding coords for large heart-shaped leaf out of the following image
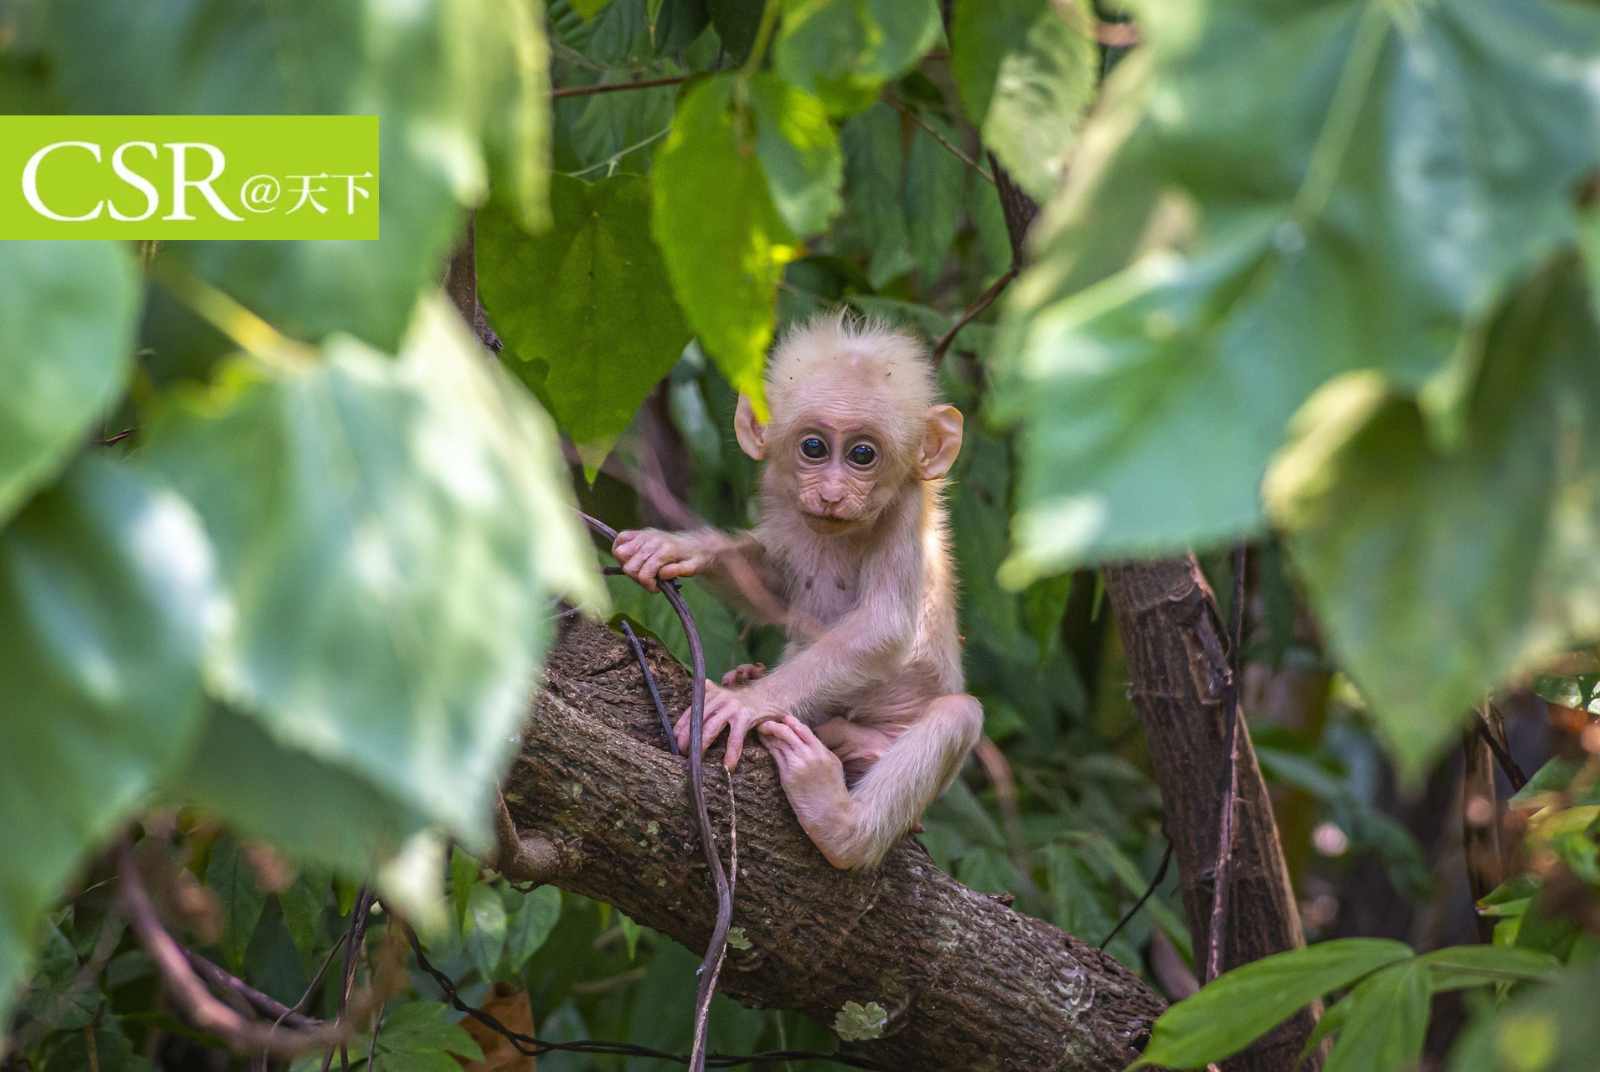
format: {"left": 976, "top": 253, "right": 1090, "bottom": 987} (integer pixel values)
{"left": 0, "top": 456, "right": 215, "bottom": 1022}
{"left": 774, "top": 0, "right": 941, "bottom": 117}
{"left": 996, "top": 0, "right": 1600, "bottom": 581}
{"left": 1268, "top": 266, "right": 1600, "bottom": 777}
{"left": 140, "top": 297, "right": 601, "bottom": 841}
{"left": 38, "top": 0, "right": 548, "bottom": 351}
{"left": 479, "top": 173, "right": 691, "bottom": 474}
{"left": 0, "top": 241, "right": 139, "bottom": 523}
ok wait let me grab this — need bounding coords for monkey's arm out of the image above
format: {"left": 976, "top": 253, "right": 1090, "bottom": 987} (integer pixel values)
{"left": 612, "top": 527, "right": 778, "bottom": 618}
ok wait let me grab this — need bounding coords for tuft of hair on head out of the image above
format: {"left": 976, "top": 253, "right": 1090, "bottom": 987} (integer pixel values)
{"left": 764, "top": 309, "right": 938, "bottom": 452}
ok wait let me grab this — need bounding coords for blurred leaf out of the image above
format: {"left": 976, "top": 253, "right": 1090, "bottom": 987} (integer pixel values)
{"left": 1269, "top": 268, "right": 1600, "bottom": 776}
{"left": 277, "top": 866, "right": 329, "bottom": 963}
{"left": 774, "top": 0, "right": 941, "bottom": 117}
{"left": 0, "top": 241, "right": 139, "bottom": 524}
{"left": 1419, "top": 945, "right": 1560, "bottom": 992}
{"left": 904, "top": 112, "right": 966, "bottom": 283}
{"left": 503, "top": 885, "right": 562, "bottom": 974}
{"left": 40, "top": 0, "right": 548, "bottom": 351}
{"left": 0, "top": 457, "right": 214, "bottom": 1023}
{"left": 204, "top": 836, "right": 268, "bottom": 972}
{"left": 997, "top": 0, "right": 1600, "bottom": 579}
{"left": 1449, "top": 960, "right": 1600, "bottom": 1072}
{"left": 573, "top": 0, "right": 615, "bottom": 18}
{"left": 1134, "top": 938, "right": 1413, "bottom": 1069}
{"left": 750, "top": 74, "right": 844, "bottom": 236}
{"left": 706, "top": 0, "right": 763, "bottom": 65}
{"left": 653, "top": 75, "right": 795, "bottom": 416}
{"left": 950, "top": 0, "right": 1096, "bottom": 202}
{"left": 15, "top": 925, "right": 101, "bottom": 1036}
{"left": 141, "top": 297, "right": 601, "bottom": 844}
{"left": 480, "top": 174, "right": 691, "bottom": 474}
{"left": 464, "top": 884, "right": 508, "bottom": 980}
{"left": 450, "top": 846, "right": 480, "bottom": 928}
{"left": 1323, "top": 960, "right": 1428, "bottom": 1072}
{"left": 838, "top": 103, "right": 915, "bottom": 287}
{"left": 355, "top": 1000, "right": 485, "bottom": 1071}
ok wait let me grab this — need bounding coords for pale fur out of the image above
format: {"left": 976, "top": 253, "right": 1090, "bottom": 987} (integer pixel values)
{"left": 612, "top": 312, "right": 981, "bottom": 869}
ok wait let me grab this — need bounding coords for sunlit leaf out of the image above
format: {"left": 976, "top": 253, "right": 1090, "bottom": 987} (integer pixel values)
{"left": 749, "top": 74, "right": 844, "bottom": 236}
{"left": 950, "top": 0, "right": 1096, "bottom": 202}
{"left": 141, "top": 297, "right": 602, "bottom": 843}
{"left": 653, "top": 75, "right": 795, "bottom": 415}
{"left": 774, "top": 0, "right": 941, "bottom": 117}
{"left": 39, "top": 0, "right": 548, "bottom": 351}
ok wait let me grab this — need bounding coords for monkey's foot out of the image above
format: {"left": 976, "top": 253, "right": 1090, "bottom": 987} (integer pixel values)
{"left": 758, "top": 715, "right": 864, "bottom": 869}
{"left": 720, "top": 662, "right": 767, "bottom": 687}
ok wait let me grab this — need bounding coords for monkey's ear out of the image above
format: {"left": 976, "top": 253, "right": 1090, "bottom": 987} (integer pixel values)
{"left": 734, "top": 395, "right": 767, "bottom": 460}
{"left": 918, "top": 404, "right": 964, "bottom": 480}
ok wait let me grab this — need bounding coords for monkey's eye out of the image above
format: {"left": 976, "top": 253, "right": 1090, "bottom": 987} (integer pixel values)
{"left": 847, "top": 443, "right": 877, "bottom": 467}
{"left": 800, "top": 436, "right": 828, "bottom": 460}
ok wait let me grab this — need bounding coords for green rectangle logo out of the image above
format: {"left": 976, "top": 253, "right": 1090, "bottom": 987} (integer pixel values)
{"left": 0, "top": 115, "right": 379, "bottom": 239}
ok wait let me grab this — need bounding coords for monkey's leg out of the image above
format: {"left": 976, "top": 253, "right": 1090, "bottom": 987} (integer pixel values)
{"left": 760, "top": 695, "right": 982, "bottom": 870}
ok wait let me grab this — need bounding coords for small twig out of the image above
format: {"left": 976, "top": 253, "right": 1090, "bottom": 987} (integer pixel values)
{"left": 931, "top": 266, "right": 1018, "bottom": 360}
{"left": 1101, "top": 840, "right": 1174, "bottom": 950}
{"left": 183, "top": 950, "right": 320, "bottom": 1030}
{"left": 117, "top": 845, "right": 348, "bottom": 1057}
{"left": 883, "top": 95, "right": 994, "bottom": 185}
{"left": 691, "top": 769, "right": 738, "bottom": 1064}
{"left": 552, "top": 74, "right": 689, "bottom": 99}
{"left": 1204, "top": 546, "right": 1248, "bottom": 984}
{"left": 1475, "top": 705, "right": 1528, "bottom": 791}
{"left": 622, "top": 619, "right": 681, "bottom": 756}
{"left": 321, "top": 888, "right": 374, "bottom": 1072}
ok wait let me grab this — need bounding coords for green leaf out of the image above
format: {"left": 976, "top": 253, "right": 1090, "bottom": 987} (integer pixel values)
{"left": 838, "top": 103, "right": 916, "bottom": 287}
{"left": 950, "top": 0, "right": 1096, "bottom": 202}
{"left": 997, "top": 0, "right": 1600, "bottom": 579}
{"left": 141, "top": 297, "right": 602, "bottom": 843}
{"left": 450, "top": 846, "right": 480, "bottom": 929}
{"left": 40, "top": 0, "right": 548, "bottom": 351}
{"left": 1268, "top": 267, "right": 1600, "bottom": 777}
{"left": 372, "top": 1000, "right": 485, "bottom": 1064}
{"left": 204, "top": 836, "right": 268, "bottom": 972}
{"left": 480, "top": 173, "right": 692, "bottom": 474}
{"left": 1323, "top": 960, "right": 1429, "bottom": 1072}
{"left": 1134, "top": 938, "right": 1413, "bottom": 1068}
{"left": 749, "top": 74, "right": 844, "bottom": 236}
{"left": 0, "top": 456, "right": 214, "bottom": 1023}
{"left": 653, "top": 75, "right": 795, "bottom": 416}
{"left": 16, "top": 925, "right": 102, "bottom": 1035}
{"left": 1418, "top": 945, "right": 1561, "bottom": 992}
{"left": 774, "top": 0, "right": 941, "bottom": 117}
{"left": 503, "top": 885, "right": 562, "bottom": 972}
{"left": 706, "top": 0, "right": 764, "bottom": 65}
{"left": 0, "top": 241, "right": 139, "bottom": 524}
{"left": 164, "top": 703, "right": 435, "bottom": 899}
{"left": 572, "top": 0, "right": 616, "bottom": 18}
{"left": 464, "top": 884, "right": 508, "bottom": 979}
{"left": 277, "top": 867, "right": 330, "bottom": 964}
{"left": 904, "top": 112, "right": 966, "bottom": 284}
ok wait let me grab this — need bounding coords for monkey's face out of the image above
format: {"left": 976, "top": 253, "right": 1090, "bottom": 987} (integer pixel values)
{"left": 778, "top": 420, "right": 905, "bottom": 533}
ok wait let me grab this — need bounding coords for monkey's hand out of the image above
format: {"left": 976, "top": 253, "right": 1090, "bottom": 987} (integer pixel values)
{"left": 612, "top": 528, "right": 712, "bottom": 593}
{"left": 674, "top": 680, "right": 783, "bottom": 770}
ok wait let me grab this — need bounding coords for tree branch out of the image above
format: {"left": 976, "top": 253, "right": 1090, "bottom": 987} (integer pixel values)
{"left": 505, "top": 615, "right": 1166, "bottom": 1071}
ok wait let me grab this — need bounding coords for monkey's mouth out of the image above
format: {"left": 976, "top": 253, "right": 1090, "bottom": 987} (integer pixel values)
{"left": 803, "top": 510, "right": 858, "bottom": 531}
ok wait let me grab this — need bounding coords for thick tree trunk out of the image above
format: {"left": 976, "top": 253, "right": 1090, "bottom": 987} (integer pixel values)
{"left": 503, "top": 616, "right": 1166, "bottom": 1072}
{"left": 989, "top": 167, "right": 1316, "bottom": 1072}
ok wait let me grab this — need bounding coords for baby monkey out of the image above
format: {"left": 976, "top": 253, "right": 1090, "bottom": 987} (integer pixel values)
{"left": 613, "top": 313, "right": 982, "bottom": 869}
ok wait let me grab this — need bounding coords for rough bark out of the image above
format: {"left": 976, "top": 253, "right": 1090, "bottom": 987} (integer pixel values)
{"left": 503, "top": 615, "right": 1166, "bottom": 1072}
{"left": 1104, "top": 560, "right": 1315, "bottom": 1071}
{"left": 988, "top": 165, "right": 1316, "bottom": 1072}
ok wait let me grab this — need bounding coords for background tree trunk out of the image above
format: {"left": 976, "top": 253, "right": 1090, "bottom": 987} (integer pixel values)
{"left": 502, "top": 615, "right": 1167, "bottom": 1072}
